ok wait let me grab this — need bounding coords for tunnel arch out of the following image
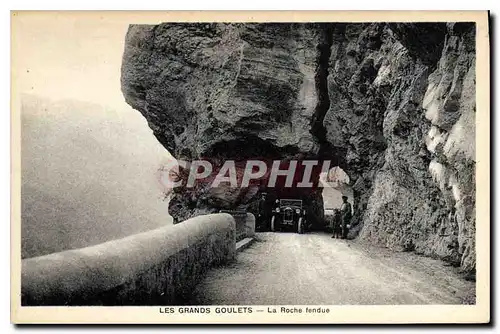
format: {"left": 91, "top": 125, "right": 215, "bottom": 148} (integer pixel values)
{"left": 321, "top": 166, "right": 354, "bottom": 212}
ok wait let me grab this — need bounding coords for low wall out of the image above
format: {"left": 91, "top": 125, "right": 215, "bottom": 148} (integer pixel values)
{"left": 21, "top": 213, "right": 236, "bottom": 306}
{"left": 219, "top": 211, "right": 255, "bottom": 241}
{"left": 244, "top": 213, "right": 255, "bottom": 238}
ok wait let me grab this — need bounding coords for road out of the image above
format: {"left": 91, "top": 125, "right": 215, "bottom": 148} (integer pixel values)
{"left": 190, "top": 232, "right": 475, "bottom": 305}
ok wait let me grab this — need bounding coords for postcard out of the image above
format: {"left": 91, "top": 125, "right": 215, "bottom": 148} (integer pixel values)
{"left": 11, "top": 10, "right": 490, "bottom": 324}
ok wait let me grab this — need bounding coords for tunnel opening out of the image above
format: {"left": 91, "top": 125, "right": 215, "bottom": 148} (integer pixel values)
{"left": 321, "top": 166, "right": 354, "bottom": 230}
{"left": 254, "top": 159, "right": 328, "bottom": 231}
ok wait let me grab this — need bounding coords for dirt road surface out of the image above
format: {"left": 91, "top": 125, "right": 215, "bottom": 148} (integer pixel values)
{"left": 190, "top": 232, "right": 475, "bottom": 305}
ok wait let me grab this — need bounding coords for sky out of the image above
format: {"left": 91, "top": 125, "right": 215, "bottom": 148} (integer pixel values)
{"left": 13, "top": 12, "right": 135, "bottom": 110}
{"left": 13, "top": 12, "right": 174, "bottom": 257}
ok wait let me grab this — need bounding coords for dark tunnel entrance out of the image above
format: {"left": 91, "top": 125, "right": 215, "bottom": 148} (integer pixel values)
{"left": 251, "top": 159, "right": 331, "bottom": 232}
{"left": 252, "top": 162, "right": 354, "bottom": 233}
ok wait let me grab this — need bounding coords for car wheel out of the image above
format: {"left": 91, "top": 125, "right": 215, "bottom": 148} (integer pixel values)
{"left": 271, "top": 216, "right": 275, "bottom": 232}
{"left": 298, "top": 218, "right": 303, "bottom": 234}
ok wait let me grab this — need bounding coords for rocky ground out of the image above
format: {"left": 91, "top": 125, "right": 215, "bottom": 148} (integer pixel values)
{"left": 188, "top": 232, "right": 475, "bottom": 305}
{"left": 192, "top": 233, "right": 475, "bottom": 305}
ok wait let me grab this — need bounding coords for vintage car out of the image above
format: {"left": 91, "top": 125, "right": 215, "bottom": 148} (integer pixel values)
{"left": 270, "top": 199, "right": 307, "bottom": 234}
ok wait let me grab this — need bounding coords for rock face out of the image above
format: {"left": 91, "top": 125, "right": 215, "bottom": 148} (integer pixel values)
{"left": 121, "top": 23, "right": 332, "bottom": 226}
{"left": 121, "top": 22, "right": 476, "bottom": 276}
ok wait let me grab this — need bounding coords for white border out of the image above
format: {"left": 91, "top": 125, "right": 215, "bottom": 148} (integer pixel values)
{"left": 3, "top": 1, "right": 498, "bottom": 333}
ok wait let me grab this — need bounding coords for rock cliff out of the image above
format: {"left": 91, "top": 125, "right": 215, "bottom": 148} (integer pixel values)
{"left": 121, "top": 22, "right": 476, "bottom": 276}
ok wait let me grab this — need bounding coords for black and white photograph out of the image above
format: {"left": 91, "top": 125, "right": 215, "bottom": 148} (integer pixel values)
{"left": 10, "top": 11, "right": 490, "bottom": 324}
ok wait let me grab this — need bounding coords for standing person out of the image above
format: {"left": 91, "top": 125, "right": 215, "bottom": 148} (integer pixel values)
{"left": 340, "top": 196, "right": 352, "bottom": 239}
{"left": 257, "top": 192, "right": 269, "bottom": 231}
{"left": 331, "top": 209, "right": 342, "bottom": 239}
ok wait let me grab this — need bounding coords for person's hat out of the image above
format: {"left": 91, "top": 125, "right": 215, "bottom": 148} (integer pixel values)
{"left": 342, "top": 196, "right": 348, "bottom": 200}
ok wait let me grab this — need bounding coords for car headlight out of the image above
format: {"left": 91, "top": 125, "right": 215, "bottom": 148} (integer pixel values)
{"left": 275, "top": 208, "right": 280, "bottom": 213}
{"left": 295, "top": 209, "right": 301, "bottom": 214}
